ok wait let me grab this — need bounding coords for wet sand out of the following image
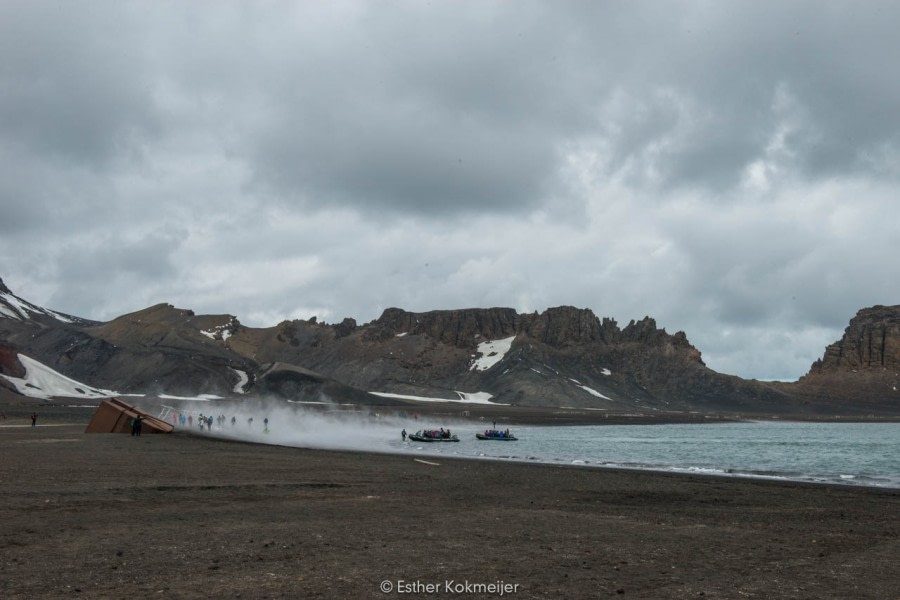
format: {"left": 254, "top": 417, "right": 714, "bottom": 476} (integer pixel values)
{"left": 1, "top": 413, "right": 898, "bottom": 599}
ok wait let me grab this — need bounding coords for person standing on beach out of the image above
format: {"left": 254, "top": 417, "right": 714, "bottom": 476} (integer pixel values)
{"left": 135, "top": 415, "right": 143, "bottom": 437}
{"left": 402, "top": 429, "right": 407, "bottom": 441}
{"left": 31, "top": 412, "right": 37, "bottom": 427}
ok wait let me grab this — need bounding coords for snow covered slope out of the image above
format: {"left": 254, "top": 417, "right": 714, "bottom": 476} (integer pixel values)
{"left": 0, "top": 354, "right": 120, "bottom": 399}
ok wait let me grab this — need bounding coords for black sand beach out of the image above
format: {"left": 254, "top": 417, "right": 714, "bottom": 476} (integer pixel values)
{"left": 1, "top": 402, "right": 898, "bottom": 599}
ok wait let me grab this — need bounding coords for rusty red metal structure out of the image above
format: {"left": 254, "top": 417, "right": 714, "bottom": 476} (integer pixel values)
{"left": 84, "top": 398, "right": 174, "bottom": 434}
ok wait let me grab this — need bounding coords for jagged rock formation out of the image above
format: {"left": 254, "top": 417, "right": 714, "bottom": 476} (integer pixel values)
{"left": 1, "top": 277, "right": 898, "bottom": 415}
{"left": 811, "top": 305, "right": 900, "bottom": 372}
{"left": 777, "top": 305, "right": 900, "bottom": 413}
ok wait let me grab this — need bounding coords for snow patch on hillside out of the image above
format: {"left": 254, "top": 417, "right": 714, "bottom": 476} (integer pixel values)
{"left": 569, "top": 378, "right": 612, "bottom": 400}
{"left": 0, "top": 292, "right": 31, "bottom": 319}
{"left": 159, "top": 393, "right": 223, "bottom": 401}
{"left": 201, "top": 322, "right": 234, "bottom": 341}
{"left": 371, "top": 391, "right": 509, "bottom": 405}
{"left": 43, "top": 308, "right": 75, "bottom": 324}
{"left": 231, "top": 368, "right": 249, "bottom": 394}
{"left": 455, "top": 391, "right": 498, "bottom": 403}
{"left": 469, "top": 335, "right": 516, "bottom": 371}
{"left": 0, "top": 354, "right": 119, "bottom": 399}
{"left": 577, "top": 385, "right": 612, "bottom": 400}
{"left": 0, "top": 292, "right": 75, "bottom": 323}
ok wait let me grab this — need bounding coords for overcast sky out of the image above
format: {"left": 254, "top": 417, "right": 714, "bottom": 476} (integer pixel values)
{"left": 2, "top": 1, "right": 899, "bottom": 381}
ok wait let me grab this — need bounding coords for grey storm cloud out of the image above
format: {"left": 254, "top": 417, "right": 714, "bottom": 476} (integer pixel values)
{"left": 0, "top": 3, "right": 161, "bottom": 168}
{"left": 5, "top": 1, "right": 898, "bottom": 211}
{"left": 1, "top": 1, "right": 900, "bottom": 381}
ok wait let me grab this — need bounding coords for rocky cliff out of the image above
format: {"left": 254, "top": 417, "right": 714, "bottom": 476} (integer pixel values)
{"left": 778, "top": 305, "right": 900, "bottom": 413}
{"left": 220, "top": 306, "right": 721, "bottom": 407}
{"left": 1, "top": 278, "right": 898, "bottom": 415}
{"left": 810, "top": 305, "right": 900, "bottom": 372}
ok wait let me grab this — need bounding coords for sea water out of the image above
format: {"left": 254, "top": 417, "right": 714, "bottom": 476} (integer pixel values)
{"left": 394, "top": 421, "right": 900, "bottom": 489}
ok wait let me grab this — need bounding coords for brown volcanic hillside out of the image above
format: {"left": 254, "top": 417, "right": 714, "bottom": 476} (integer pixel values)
{"left": 82, "top": 303, "right": 390, "bottom": 404}
{"left": 81, "top": 303, "right": 252, "bottom": 394}
{"left": 220, "top": 306, "right": 798, "bottom": 413}
{"left": 2, "top": 276, "right": 898, "bottom": 415}
{"left": 777, "top": 305, "right": 900, "bottom": 413}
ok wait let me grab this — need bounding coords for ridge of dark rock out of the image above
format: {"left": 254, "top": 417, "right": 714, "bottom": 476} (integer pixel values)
{"left": 780, "top": 305, "right": 900, "bottom": 412}
{"left": 1, "top": 276, "right": 897, "bottom": 415}
{"left": 808, "top": 305, "right": 900, "bottom": 373}
{"left": 368, "top": 307, "right": 521, "bottom": 345}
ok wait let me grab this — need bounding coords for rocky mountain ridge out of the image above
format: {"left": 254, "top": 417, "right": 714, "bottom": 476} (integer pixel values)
{"left": 769, "top": 305, "right": 900, "bottom": 413}
{"left": 1, "top": 277, "right": 898, "bottom": 415}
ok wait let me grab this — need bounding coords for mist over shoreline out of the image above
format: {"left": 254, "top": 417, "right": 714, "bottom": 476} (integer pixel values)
{"left": 160, "top": 396, "right": 479, "bottom": 455}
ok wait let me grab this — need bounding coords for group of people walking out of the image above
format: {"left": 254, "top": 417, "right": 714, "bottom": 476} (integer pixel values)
{"left": 170, "top": 412, "right": 270, "bottom": 433}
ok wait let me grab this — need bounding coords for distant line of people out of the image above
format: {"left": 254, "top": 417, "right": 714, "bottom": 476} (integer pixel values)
{"left": 169, "top": 412, "right": 270, "bottom": 433}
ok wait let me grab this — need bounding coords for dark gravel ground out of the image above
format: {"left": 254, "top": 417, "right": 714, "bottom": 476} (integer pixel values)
{"left": 2, "top": 407, "right": 899, "bottom": 600}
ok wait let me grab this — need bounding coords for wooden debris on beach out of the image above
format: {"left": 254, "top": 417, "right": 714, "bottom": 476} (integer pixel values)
{"left": 84, "top": 398, "right": 174, "bottom": 434}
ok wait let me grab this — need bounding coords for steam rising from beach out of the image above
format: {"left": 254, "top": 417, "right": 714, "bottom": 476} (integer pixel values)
{"left": 163, "top": 396, "right": 475, "bottom": 455}
{"left": 150, "top": 397, "right": 900, "bottom": 489}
